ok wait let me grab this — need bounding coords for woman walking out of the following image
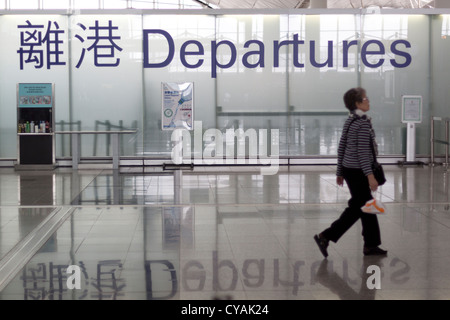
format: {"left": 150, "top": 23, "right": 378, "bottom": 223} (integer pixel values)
{"left": 314, "top": 87, "right": 387, "bottom": 257}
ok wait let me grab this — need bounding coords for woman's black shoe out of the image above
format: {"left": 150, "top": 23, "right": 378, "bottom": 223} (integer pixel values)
{"left": 314, "top": 234, "right": 329, "bottom": 258}
{"left": 363, "top": 246, "right": 387, "bottom": 256}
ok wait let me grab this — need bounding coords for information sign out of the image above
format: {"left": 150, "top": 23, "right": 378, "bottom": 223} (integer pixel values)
{"left": 161, "top": 82, "right": 193, "bottom": 130}
{"left": 18, "top": 83, "right": 53, "bottom": 108}
{"left": 402, "top": 95, "right": 422, "bottom": 123}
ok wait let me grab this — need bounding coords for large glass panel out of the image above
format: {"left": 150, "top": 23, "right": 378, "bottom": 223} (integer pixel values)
{"left": 215, "top": 15, "right": 288, "bottom": 158}
{"left": 216, "top": 15, "right": 287, "bottom": 113}
{"left": 69, "top": 15, "right": 143, "bottom": 157}
{"left": 0, "top": 15, "right": 70, "bottom": 158}
{"left": 288, "top": 15, "right": 359, "bottom": 156}
{"left": 360, "top": 14, "right": 430, "bottom": 155}
{"left": 142, "top": 14, "right": 216, "bottom": 157}
{"left": 431, "top": 14, "right": 450, "bottom": 156}
{"left": 289, "top": 15, "right": 358, "bottom": 112}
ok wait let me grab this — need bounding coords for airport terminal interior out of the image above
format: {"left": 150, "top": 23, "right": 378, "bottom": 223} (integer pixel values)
{"left": 2, "top": 0, "right": 450, "bottom": 301}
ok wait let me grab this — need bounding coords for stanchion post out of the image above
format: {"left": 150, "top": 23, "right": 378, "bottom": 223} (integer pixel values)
{"left": 446, "top": 119, "right": 449, "bottom": 167}
{"left": 431, "top": 117, "right": 435, "bottom": 165}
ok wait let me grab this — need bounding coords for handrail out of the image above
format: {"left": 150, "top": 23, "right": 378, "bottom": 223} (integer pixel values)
{"left": 55, "top": 130, "right": 137, "bottom": 169}
{"left": 430, "top": 116, "right": 449, "bottom": 166}
{"left": 55, "top": 130, "right": 137, "bottom": 134}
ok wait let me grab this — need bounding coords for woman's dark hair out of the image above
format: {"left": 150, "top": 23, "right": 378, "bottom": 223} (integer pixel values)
{"left": 343, "top": 87, "right": 366, "bottom": 111}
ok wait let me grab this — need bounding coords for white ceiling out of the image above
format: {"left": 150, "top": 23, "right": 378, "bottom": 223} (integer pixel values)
{"left": 201, "top": 0, "right": 435, "bottom": 9}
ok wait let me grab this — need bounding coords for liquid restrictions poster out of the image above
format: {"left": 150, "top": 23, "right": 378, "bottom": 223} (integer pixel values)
{"left": 18, "top": 83, "right": 53, "bottom": 108}
{"left": 161, "top": 82, "right": 193, "bottom": 130}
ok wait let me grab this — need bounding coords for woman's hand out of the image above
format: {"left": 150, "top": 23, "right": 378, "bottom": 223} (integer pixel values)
{"left": 336, "top": 176, "right": 344, "bottom": 187}
{"left": 367, "top": 174, "right": 378, "bottom": 192}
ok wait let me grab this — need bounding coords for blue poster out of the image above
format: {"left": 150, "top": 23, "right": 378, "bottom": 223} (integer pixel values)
{"left": 18, "top": 83, "right": 53, "bottom": 108}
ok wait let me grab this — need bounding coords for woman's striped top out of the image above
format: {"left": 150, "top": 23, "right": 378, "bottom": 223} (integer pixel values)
{"left": 336, "top": 114, "right": 376, "bottom": 177}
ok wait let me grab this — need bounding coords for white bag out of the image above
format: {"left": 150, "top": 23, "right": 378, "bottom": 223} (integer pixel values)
{"left": 361, "top": 194, "right": 386, "bottom": 214}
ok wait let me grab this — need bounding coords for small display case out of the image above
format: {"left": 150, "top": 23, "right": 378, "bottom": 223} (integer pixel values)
{"left": 16, "top": 83, "right": 55, "bottom": 169}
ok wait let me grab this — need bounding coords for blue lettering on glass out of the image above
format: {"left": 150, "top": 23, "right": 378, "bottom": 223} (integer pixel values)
{"left": 143, "top": 29, "right": 174, "bottom": 68}
{"left": 310, "top": 40, "right": 333, "bottom": 68}
{"left": 343, "top": 40, "right": 358, "bottom": 67}
{"left": 180, "top": 40, "right": 204, "bottom": 68}
{"left": 242, "top": 40, "right": 265, "bottom": 68}
{"left": 17, "top": 20, "right": 122, "bottom": 70}
{"left": 143, "top": 29, "right": 412, "bottom": 78}
{"left": 390, "top": 40, "right": 412, "bottom": 68}
{"left": 75, "top": 20, "right": 123, "bottom": 68}
{"left": 74, "top": 23, "right": 87, "bottom": 68}
{"left": 361, "top": 40, "right": 386, "bottom": 68}
{"left": 17, "top": 20, "right": 66, "bottom": 70}
{"left": 16, "top": 23, "right": 412, "bottom": 74}
{"left": 88, "top": 20, "right": 122, "bottom": 67}
{"left": 211, "top": 40, "right": 237, "bottom": 78}
{"left": 274, "top": 34, "right": 304, "bottom": 68}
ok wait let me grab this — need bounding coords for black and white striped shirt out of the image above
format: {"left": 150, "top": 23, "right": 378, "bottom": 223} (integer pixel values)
{"left": 336, "top": 113, "right": 376, "bottom": 177}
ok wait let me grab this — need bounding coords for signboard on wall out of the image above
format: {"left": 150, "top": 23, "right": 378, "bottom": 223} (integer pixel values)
{"left": 161, "top": 82, "right": 193, "bottom": 130}
{"left": 18, "top": 83, "right": 53, "bottom": 108}
{"left": 402, "top": 95, "right": 422, "bottom": 123}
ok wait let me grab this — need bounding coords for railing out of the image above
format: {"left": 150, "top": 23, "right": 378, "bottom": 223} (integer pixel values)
{"left": 93, "top": 120, "right": 138, "bottom": 156}
{"left": 430, "top": 116, "right": 449, "bottom": 166}
{"left": 55, "top": 130, "right": 137, "bottom": 169}
{"left": 55, "top": 120, "right": 82, "bottom": 156}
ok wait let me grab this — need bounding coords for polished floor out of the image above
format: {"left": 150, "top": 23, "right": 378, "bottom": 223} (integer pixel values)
{"left": 0, "top": 164, "right": 449, "bottom": 300}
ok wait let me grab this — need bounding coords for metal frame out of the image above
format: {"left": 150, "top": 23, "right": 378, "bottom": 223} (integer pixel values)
{"left": 430, "top": 116, "right": 450, "bottom": 167}
{"left": 55, "top": 130, "right": 137, "bottom": 170}
{"left": 2, "top": 8, "right": 450, "bottom": 15}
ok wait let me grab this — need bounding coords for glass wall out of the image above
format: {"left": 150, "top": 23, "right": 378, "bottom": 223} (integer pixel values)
{"left": 0, "top": 10, "right": 446, "bottom": 162}
{"left": 142, "top": 14, "right": 216, "bottom": 157}
{"left": 360, "top": 14, "right": 430, "bottom": 155}
{"left": 432, "top": 14, "right": 450, "bottom": 155}
{"left": 0, "top": 15, "right": 70, "bottom": 158}
{"left": 69, "top": 14, "right": 143, "bottom": 158}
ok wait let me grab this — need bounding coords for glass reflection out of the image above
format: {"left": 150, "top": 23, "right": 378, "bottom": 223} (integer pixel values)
{"left": 0, "top": 207, "right": 55, "bottom": 260}
{"left": 0, "top": 204, "right": 419, "bottom": 300}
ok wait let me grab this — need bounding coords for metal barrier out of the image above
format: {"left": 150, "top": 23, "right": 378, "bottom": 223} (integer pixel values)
{"left": 55, "top": 120, "right": 82, "bottom": 156}
{"left": 55, "top": 130, "right": 137, "bottom": 170}
{"left": 430, "top": 116, "right": 449, "bottom": 166}
{"left": 93, "top": 120, "right": 138, "bottom": 156}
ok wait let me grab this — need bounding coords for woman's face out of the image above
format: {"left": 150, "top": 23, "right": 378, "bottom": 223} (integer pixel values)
{"left": 356, "top": 95, "right": 370, "bottom": 112}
